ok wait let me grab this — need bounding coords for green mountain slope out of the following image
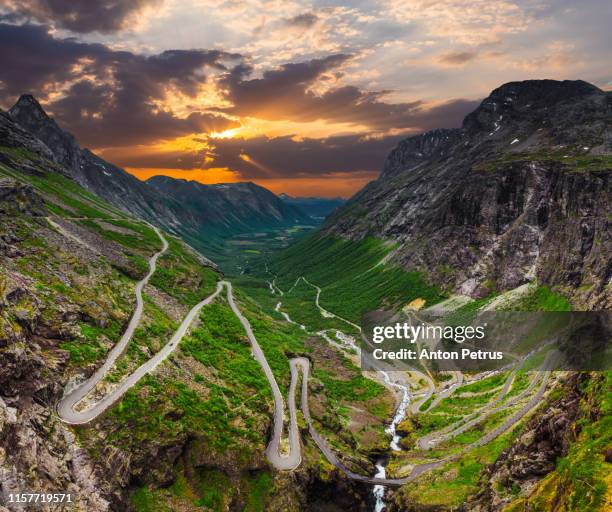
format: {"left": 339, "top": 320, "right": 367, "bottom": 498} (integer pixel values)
{"left": 0, "top": 106, "right": 395, "bottom": 511}
{"left": 6, "top": 96, "right": 315, "bottom": 269}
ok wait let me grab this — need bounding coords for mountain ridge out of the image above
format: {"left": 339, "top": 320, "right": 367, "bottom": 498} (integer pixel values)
{"left": 279, "top": 193, "right": 346, "bottom": 219}
{"left": 4, "top": 94, "right": 313, "bottom": 263}
{"left": 319, "top": 79, "right": 611, "bottom": 309}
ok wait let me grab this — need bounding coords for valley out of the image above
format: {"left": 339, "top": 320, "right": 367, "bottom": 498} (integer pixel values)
{"left": 0, "top": 79, "right": 610, "bottom": 512}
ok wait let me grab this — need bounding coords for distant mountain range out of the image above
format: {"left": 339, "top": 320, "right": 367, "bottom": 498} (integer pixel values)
{"left": 147, "top": 176, "right": 312, "bottom": 240}
{"left": 278, "top": 193, "right": 345, "bottom": 219}
{"left": 5, "top": 95, "right": 313, "bottom": 260}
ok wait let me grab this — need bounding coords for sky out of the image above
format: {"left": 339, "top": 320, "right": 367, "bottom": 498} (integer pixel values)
{"left": 0, "top": 1, "right": 610, "bottom": 197}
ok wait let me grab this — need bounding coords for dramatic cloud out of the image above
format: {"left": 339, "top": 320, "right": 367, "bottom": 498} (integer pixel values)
{"left": 219, "top": 55, "right": 478, "bottom": 131}
{"left": 100, "top": 132, "right": 408, "bottom": 179}
{"left": 0, "top": 22, "right": 105, "bottom": 96}
{"left": 206, "top": 133, "right": 406, "bottom": 179}
{"left": 0, "top": 22, "right": 239, "bottom": 146}
{"left": 1, "top": 1, "right": 608, "bottom": 197}
{"left": 0, "top": 0, "right": 161, "bottom": 33}
{"left": 220, "top": 56, "right": 478, "bottom": 132}
{"left": 101, "top": 96, "right": 479, "bottom": 177}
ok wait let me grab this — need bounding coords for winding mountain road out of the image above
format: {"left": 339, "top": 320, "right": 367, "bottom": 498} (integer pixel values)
{"left": 225, "top": 281, "right": 302, "bottom": 470}
{"left": 57, "top": 239, "right": 555, "bottom": 490}
{"left": 58, "top": 225, "right": 170, "bottom": 424}
{"left": 268, "top": 273, "right": 556, "bottom": 486}
{"left": 56, "top": 232, "right": 303, "bottom": 467}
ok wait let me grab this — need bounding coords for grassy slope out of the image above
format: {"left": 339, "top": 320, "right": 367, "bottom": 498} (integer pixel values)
{"left": 272, "top": 234, "right": 445, "bottom": 322}
{"left": 0, "top": 148, "right": 392, "bottom": 509}
{"left": 504, "top": 373, "right": 611, "bottom": 512}
{"left": 0, "top": 150, "right": 219, "bottom": 375}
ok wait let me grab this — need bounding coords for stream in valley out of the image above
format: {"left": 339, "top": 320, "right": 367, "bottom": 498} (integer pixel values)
{"left": 373, "top": 370, "right": 411, "bottom": 511}
{"left": 272, "top": 291, "right": 411, "bottom": 512}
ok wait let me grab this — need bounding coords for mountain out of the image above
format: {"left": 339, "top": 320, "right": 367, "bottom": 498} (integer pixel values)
{"left": 147, "top": 176, "right": 312, "bottom": 243}
{"left": 7, "top": 95, "right": 184, "bottom": 227}
{"left": 0, "top": 99, "right": 386, "bottom": 512}
{"left": 312, "top": 80, "right": 611, "bottom": 310}
{"left": 279, "top": 193, "right": 345, "bottom": 219}
{"left": 6, "top": 95, "right": 313, "bottom": 263}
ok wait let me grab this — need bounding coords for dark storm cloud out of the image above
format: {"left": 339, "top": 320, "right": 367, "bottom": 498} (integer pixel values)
{"left": 0, "top": 22, "right": 239, "bottom": 146}
{"left": 103, "top": 97, "right": 479, "bottom": 175}
{"left": 209, "top": 133, "right": 406, "bottom": 178}
{"left": 219, "top": 55, "right": 477, "bottom": 131}
{"left": 0, "top": 22, "right": 106, "bottom": 95}
{"left": 1, "top": 0, "right": 161, "bottom": 33}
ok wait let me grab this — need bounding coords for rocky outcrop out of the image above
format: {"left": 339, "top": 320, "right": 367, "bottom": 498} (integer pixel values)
{"left": 0, "top": 260, "right": 109, "bottom": 511}
{"left": 323, "top": 80, "right": 612, "bottom": 308}
{"left": 9, "top": 95, "right": 83, "bottom": 183}
{"left": 0, "top": 178, "right": 46, "bottom": 217}
{"left": 459, "top": 373, "right": 588, "bottom": 512}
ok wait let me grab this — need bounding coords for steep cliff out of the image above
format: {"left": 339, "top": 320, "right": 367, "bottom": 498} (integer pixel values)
{"left": 322, "top": 80, "right": 611, "bottom": 309}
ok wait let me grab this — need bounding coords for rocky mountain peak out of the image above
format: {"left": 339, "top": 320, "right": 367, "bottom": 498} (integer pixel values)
{"left": 462, "top": 79, "right": 606, "bottom": 136}
{"left": 323, "top": 79, "right": 611, "bottom": 308}
{"left": 8, "top": 94, "right": 84, "bottom": 182}
{"left": 8, "top": 94, "right": 49, "bottom": 122}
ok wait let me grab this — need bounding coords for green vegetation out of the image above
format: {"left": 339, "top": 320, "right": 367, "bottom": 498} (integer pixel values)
{"left": 131, "top": 486, "right": 172, "bottom": 512}
{"left": 0, "top": 154, "right": 125, "bottom": 219}
{"left": 60, "top": 321, "right": 121, "bottom": 365}
{"left": 199, "top": 224, "right": 317, "bottom": 275}
{"left": 77, "top": 218, "right": 161, "bottom": 253}
{"left": 390, "top": 430, "right": 518, "bottom": 508}
{"left": 1, "top": 215, "right": 137, "bottom": 368}
{"left": 272, "top": 235, "right": 445, "bottom": 322}
{"left": 104, "top": 295, "right": 178, "bottom": 383}
{"left": 504, "top": 285, "right": 571, "bottom": 311}
{"left": 457, "top": 373, "right": 507, "bottom": 395}
{"left": 476, "top": 150, "right": 612, "bottom": 173}
{"left": 506, "top": 373, "right": 611, "bottom": 512}
{"left": 419, "top": 395, "right": 435, "bottom": 411}
{"left": 195, "top": 469, "right": 232, "bottom": 510}
{"left": 150, "top": 236, "right": 219, "bottom": 306}
{"left": 180, "top": 301, "right": 273, "bottom": 406}
{"left": 313, "top": 365, "right": 384, "bottom": 403}
{"left": 237, "top": 291, "right": 309, "bottom": 385}
{"left": 131, "top": 468, "right": 273, "bottom": 512}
